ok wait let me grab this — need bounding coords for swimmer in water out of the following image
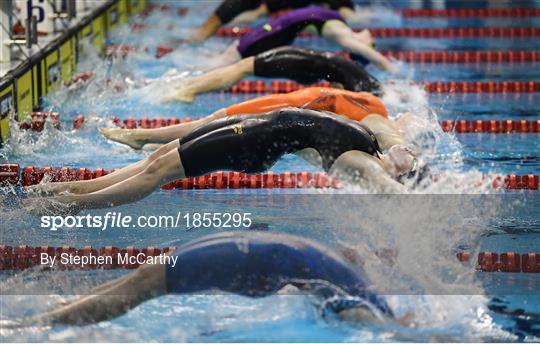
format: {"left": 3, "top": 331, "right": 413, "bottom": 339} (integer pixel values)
{"left": 103, "top": 87, "right": 388, "bottom": 149}
{"left": 161, "top": 46, "right": 382, "bottom": 103}
{"left": 26, "top": 108, "right": 419, "bottom": 213}
{"left": 171, "top": 6, "right": 394, "bottom": 86}
{"left": 7, "top": 231, "right": 414, "bottom": 327}
{"left": 191, "top": 0, "right": 364, "bottom": 42}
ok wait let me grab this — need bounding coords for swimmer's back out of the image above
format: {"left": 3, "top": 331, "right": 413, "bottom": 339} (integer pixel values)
{"left": 226, "top": 87, "right": 388, "bottom": 121}
{"left": 165, "top": 231, "right": 392, "bottom": 317}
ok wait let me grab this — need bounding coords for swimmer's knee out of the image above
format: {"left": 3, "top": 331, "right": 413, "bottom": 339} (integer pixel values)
{"left": 148, "top": 141, "right": 179, "bottom": 162}
{"left": 238, "top": 57, "right": 255, "bottom": 74}
{"left": 142, "top": 155, "right": 170, "bottom": 177}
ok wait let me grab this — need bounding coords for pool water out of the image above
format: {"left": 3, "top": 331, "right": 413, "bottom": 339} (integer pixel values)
{"left": 1, "top": 1, "right": 539, "bottom": 342}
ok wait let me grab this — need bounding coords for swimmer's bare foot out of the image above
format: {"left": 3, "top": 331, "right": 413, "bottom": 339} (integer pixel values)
{"left": 23, "top": 196, "right": 80, "bottom": 216}
{"left": 0, "top": 319, "right": 26, "bottom": 329}
{"left": 161, "top": 86, "right": 196, "bottom": 103}
{"left": 100, "top": 128, "right": 146, "bottom": 150}
{"left": 26, "top": 180, "right": 88, "bottom": 195}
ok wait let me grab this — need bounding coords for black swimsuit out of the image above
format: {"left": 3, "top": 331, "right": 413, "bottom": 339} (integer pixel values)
{"left": 265, "top": 0, "right": 354, "bottom": 12}
{"left": 254, "top": 46, "right": 382, "bottom": 94}
{"left": 177, "top": 108, "right": 382, "bottom": 177}
{"left": 214, "top": 0, "right": 354, "bottom": 24}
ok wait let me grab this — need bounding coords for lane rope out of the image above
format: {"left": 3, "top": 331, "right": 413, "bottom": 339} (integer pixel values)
{"left": 226, "top": 80, "right": 540, "bottom": 94}
{"left": 137, "top": 5, "right": 540, "bottom": 18}
{"left": 15, "top": 112, "right": 540, "bottom": 134}
{"left": 400, "top": 8, "right": 540, "bottom": 17}
{"left": 1, "top": 164, "right": 538, "bottom": 190}
{"left": 62, "top": 71, "right": 540, "bottom": 96}
{"left": 107, "top": 43, "right": 540, "bottom": 62}
{"left": 215, "top": 27, "right": 540, "bottom": 38}
{"left": 0, "top": 244, "right": 538, "bottom": 272}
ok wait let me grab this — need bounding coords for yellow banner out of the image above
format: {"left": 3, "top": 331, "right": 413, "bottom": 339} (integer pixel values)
{"left": 77, "top": 23, "right": 94, "bottom": 57}
{"left": 0, "top": 85, "right": 14, "bottom": 146}
{"left": 129, "top": 0, "right": 145, "bottom": 15}
{"left": 60, "top": 38, "right": 76, "bottom": 82}
{"left": 118, "top": 0, "right": 129, "bottom": 24}
{"left": 16, "top": 70, "right": 33, "bottom": 121}
{"left": 108, "top": 3, "right": 120, "bottom": 30}
{"left": 45, "top": 50, "right": 60, "bottom": 93}
{"left": 92, "top": 15, "right": 106, "bottom": 52}
{"left": 32, "top": 64, "right": 39, "bottom": 109}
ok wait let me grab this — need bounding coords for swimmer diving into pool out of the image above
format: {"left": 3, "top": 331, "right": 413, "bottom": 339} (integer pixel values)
{"left": 103, "top": 87, "right": 388, "bottom": 149}
{"left": 161, "top": 46, "right": 382, "bottom": 103}
{"left": 26, "top": 107, "right": 419, "bottom": 213}
{"left": 169, "top": 6, "right": 394, "bottom": 87}
{"left": 191, "top": 0, "right": 362, "bottom": 42}
{"left": 6, "top": 231, "right": 413, "bottom": 327}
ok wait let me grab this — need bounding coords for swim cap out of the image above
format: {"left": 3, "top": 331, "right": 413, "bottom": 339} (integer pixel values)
{"left": 387, "top": 144, "right": 417, "bottom": 177}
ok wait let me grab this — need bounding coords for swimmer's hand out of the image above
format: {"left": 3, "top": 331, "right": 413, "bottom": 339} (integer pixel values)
{"left": 338, "top": 309, "right": 415, "bottom": 327}
{"left": 0, "top": 319, "right": 26, "bottom": 329}
{"left": 337, "top": 307, "right": 384, "bottom": 324}
{"left": 380, "top": 60, "right": 399, "bottom": 74}
{"left": 394, "top": 311, "right": 415, "bottom": 327}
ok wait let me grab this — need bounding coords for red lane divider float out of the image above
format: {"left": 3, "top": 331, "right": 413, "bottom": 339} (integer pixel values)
{"left": 71, "top": 115, "right": 194, "bottom": 130}
{"left": 224, "top": 80, "right": 540, "bottom": 94}
{"left": 381, "top": 50, "right": 540, "bottom": 63}
{"left": 106, "top": 43, "right": 540, "bottom": 63}
{"left": 16, "top": 112, "right": 540, "bottom": 134}
{"left": 270, "top": 8, "right": 540, "bottom": 18}
{"left": 440, "top": 119, "right": 540, "bottom": 133}
{"left": 141, "top": 4, "right": 188, "bottom": 16}
{"left": 0, "top": 244, "right": 538, "bottom": 272}
{"left": 0, "top": 164, "right": 538, "bottom": 190}
{"left": 0, "top": 164, "right": 341, "bottom": 189}
{"left": 400, "top": 8, "right": 540, "bottom": 17}
{"left": 456, "top": 251, "right": 540, "bottom": 273}
{"left": 215, "top": 79, "right": 540, "bottom": 94}
{"left": 216, "top": 27, "right": 540, "bottom": 38}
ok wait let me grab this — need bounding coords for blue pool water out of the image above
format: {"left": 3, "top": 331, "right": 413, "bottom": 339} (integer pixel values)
{"left": 1, "top": 1, "right": 539, "bottom": 342}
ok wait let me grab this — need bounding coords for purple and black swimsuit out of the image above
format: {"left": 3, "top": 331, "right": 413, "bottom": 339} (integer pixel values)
{"left": 237, "top": 7, "right": 346, "bottom": 58}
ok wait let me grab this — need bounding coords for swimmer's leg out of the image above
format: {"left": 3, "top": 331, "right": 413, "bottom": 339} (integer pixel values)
{"left": 31, "top": 263, "right": 166, "bottom": 326}
{"left": 100, "top": 109, "right": 227, "bottom": 149}
{"left": 27, "top": 140, "right": 180, "bottom": 195}
{"left": 31, "top": 145, "right": 186, "bottom": 212}
{"left": 162, "top": 56, "right": 253, "bottom": 103}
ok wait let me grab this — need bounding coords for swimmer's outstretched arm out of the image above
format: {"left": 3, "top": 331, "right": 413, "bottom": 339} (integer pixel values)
{"left": 101, "top": 109, "right": 227, "bottom": 149}
{"left": 330, "top": 150, "right": 407, "bottom": 193}
{"left": 21, "top": 264, "right": 167, "bottom": 326}
{"left": 190, "top": 14, "right": 223, "bottom": 43}
{"left": 231, "top": 3, "right": 268, "bottom": 23}
{"left": 322, "top": 23, "right": 396, "bottom": 73}
{"left": 162, "top": 57, "right": 254, "bottom": 103}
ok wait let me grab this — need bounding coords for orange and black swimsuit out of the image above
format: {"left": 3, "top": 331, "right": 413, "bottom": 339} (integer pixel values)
{"left": 226, "top": 87, "right": 388, "bottom": 121}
